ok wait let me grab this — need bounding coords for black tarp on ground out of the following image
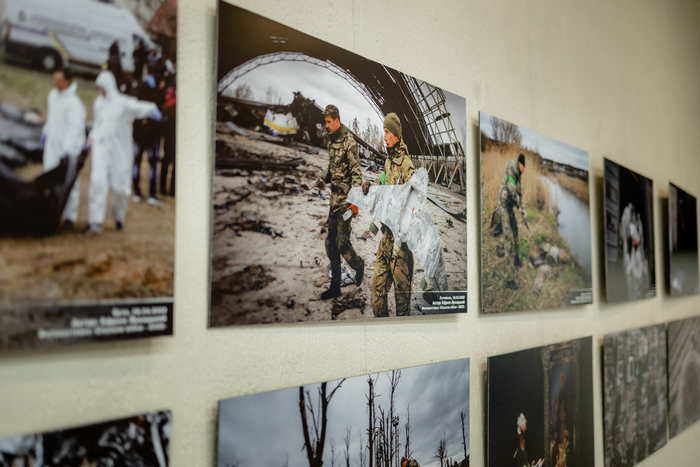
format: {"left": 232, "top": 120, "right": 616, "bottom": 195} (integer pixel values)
{"left": 0, "top": 149, "right": 87, "bottom": 236}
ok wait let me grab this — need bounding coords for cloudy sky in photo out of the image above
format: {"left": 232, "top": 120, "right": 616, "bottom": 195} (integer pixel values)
{"left": 217, "top": 358, "right": 470, "bottom": 467}
{"left": 480, "top": 112, "right": 588, "bottom": 171}
{"left": 220, "top": 60, "right": 466, "bottom": 149}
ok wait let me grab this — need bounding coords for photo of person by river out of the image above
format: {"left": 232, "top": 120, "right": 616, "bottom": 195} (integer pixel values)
{"left": 603, "top": 159, "right": 656, "bottom": 303}
{"left": 480, "top": 112, "right": 592, "bottom": 314}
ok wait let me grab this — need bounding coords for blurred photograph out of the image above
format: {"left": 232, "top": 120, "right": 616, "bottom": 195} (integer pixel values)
{"left": 602, "top": 325, "right": 667, "bottom": 466}
{"left": 668, "top": 316, "right": 700, "bottom": 438}
{"left": 603, "top": 159, "right": 655, "bottom": 303}
{"left": 480, "top": 112, "right": 592, "bottom": 313}
{"left": 668, "top": 183, "right": 698, "bottom": 296}
{"left": 0, "top": 0, "right": 177, "bottom": 349}
{"left": 217, "top": 358, "right": 470, "bottom": 467}
{"left": 0, "top": 410, "right": 171, "bottom": 467}
{"left": 211, "top": 3, "right": 467, "bottom": 326}
{"left": 487, "top": 337, "right": 594, "bottom": 467}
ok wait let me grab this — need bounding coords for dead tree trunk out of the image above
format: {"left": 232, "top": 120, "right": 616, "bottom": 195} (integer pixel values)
{"left": 404, "top": 404, "right": 412, "bottom": 459}
{"left": 366, "top": 376, "right": 377, "bottom": 467}
{"left": 344, "top": 428, "right": 351, "bottom": 467}
{"left": 299, "top": 380, "right": 346, "bottom": 467}
{"left": 433, "top": 434, "right": 447, "bottom": 467}
{"left": 460, "top": 411, "right": 467, "bottom": 460}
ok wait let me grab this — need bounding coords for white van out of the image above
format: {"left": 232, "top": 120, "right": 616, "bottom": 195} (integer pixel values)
{"left": 0, "top": 0, "right": 156, "bottom": 73}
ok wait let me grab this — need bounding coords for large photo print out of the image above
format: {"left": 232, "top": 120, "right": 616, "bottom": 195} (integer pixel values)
{"left": 217, "top": 358, "right": 470, "bottom": 467}
{"left": 480, "top": 112, "right": 592, "bottom": 314}
{"left": 487, "top": 337, "right": 594, "bottom": 467}
{"left": 668, "top": 316, "right": 700, "bottom": 438}
{"left": 211, "top": 2, "right": 467, "bottom": 325}
{"left": 0, "top": 0, "right": 177, "bottom": 349}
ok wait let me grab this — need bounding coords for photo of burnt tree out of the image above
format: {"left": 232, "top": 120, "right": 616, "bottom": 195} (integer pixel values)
{"left": 668, "top": 183, "right": 699, "bottom": 296}
{"left": 487, "top": 337, "right": 594, "bottom": 467}
{"left": 0, "top": 410, "right": 171, "bottom": 467}
{"left": 602, "top": 325, "right": 667, "bottom": 466}
{"left": 211, "top": 2, "right": 467, "bottom": 325}
{"left": 668, "top": 316, "right": 700, "bottom": 438}
{"left": 217, "top": 359, "right": 470, "bottom": 467}
{"left": 603, "top": 159, "right": 656, "bottom": 303}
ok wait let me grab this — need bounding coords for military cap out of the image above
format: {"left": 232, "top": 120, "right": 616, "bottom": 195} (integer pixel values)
{"left": 518, "top": 153, "right": 526, "bottom": 167}
{"left": 322, "top": 104, "right": 340, "bottom": 120}
{"left": 384, "top": 112, "right": 402, "bottom": 139}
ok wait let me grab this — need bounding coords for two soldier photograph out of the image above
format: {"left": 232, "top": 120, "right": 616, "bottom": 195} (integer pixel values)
{"left": 210, "top": 3, "right": 467, "bottom": 326}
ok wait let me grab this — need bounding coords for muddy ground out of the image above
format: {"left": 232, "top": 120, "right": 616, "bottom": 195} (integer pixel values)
{"left": 0, "top": 156, "right": 175, "bottom": 308}
{"left": 210, "top": 124, "right": 467, "bottom": 325}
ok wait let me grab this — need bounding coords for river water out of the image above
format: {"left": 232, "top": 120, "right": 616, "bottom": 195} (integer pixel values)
{"left": 541, "top": 175, "right": 592, "bottom": 272}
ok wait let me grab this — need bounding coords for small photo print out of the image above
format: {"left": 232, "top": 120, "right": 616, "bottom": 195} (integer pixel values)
{"left": 668, "top": 183, "right": 699, "bottom": 296}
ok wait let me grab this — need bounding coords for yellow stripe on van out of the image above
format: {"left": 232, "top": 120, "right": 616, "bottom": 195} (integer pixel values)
{"left": 47, "top": 30, "right": 69, "bottom": 59}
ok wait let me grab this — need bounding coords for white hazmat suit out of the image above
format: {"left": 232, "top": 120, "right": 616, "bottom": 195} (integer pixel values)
{"left": 42, "top": 81, "right": 86, "bottom": 223}
{"left": 88, "top": 71, "right": 157, "bottom": 229}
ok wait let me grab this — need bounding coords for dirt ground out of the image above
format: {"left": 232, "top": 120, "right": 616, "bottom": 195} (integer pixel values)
{"left": 210, "top": 125, "right": 467, "bottom": 325}
{"left": 0, "top": 156, "right": 175, "bottom": 307}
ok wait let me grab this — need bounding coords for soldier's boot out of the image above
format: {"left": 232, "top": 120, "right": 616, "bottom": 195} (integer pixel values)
{"left": 321, "top": 281, "right": 342, "bottom": 300}
{"left": 355, "top": 258, "right": 365, "bottom": 286}
{"left": 514, "top": 254, "right": 522, "bottom": 268}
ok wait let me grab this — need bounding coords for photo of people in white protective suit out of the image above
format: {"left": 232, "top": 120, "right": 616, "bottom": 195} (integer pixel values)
{"left": 604, "top": 158, "right": 656, "bottom": 302}
{"left": 87, "top": 70, "right": 161, "bottom": 234}
{"left": 0, "top": 0, "right": 177, "bottom": 350}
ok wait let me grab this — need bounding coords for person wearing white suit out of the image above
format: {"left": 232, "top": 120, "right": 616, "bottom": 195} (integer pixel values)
{"left": 87, "top": 71, "right": 161, "bottom": 234}
{"left": 42, "top": 68, "right": 86, "bottom": 225}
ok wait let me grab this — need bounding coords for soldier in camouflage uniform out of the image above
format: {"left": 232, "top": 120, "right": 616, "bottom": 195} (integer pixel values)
{"left": 362, "top": 113, "right": 415, "bottom": 317}
{"left": 497, "top": 153, "right": 526, "bottom": 289}
{"left": 317, "top": 105, "right": 365, "bottom": 300}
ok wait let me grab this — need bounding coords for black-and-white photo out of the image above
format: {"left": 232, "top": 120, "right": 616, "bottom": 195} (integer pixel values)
{"left": 0, "top": 410, "right": 171, "bottom": 467}
{"left": 668, "top": 183, "right": 699, "bottom": 296}
{"left": 603, "top": 159, "right": 656, "bottom": 303}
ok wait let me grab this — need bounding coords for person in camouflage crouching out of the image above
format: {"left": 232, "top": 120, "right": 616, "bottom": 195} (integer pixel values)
{"left": 362, "top": 113, "right": 415, "bottom": 317}
{"left": 496, "top": 153, "right": 526, "bottom": 290}
{"left": 317, "top": 104, "right": 365, "bottom": 300}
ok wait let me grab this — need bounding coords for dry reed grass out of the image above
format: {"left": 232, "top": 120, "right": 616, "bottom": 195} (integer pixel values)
{"left": 480, "top": 145, "right": 550, "bottom": 215}
{"left": 552, "top": 172, "right": 590, "bottom": 203}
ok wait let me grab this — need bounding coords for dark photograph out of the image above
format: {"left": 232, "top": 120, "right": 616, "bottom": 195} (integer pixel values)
{"left": 0, "top": 0, "right": 177, "bottom": 349}
{"left": 0, "top": 410, "right": 171, "bottom": 467}
{"left": 603, "top": 159, "right": 655, "bottom": 303}
{"left": 487, "top": 337, "right": 594, "bottom": 467}
{"left": 602, "top": 325, "right": 667, "bottom": 466}
{"left": 668, "top": 316, "right": 700, "bottom": 438}
{"left": 210, "top": 2, "right": 467, "bottom": 326}
{"left": 668, "top": 183, "right": 699, "bottom": 296}
{"left": 480, "top": 112, "right": 592, "bottom": 313}
{"left": 217, "top": 358, "right": 470, "bottom": 467}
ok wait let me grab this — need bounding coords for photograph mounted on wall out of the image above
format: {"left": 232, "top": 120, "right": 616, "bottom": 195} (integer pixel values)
{"left": 603, "top": 324, "right": 667, "bottom": 466}
{"left": 603, "top": 159, "right": 655, "bottom": 302}
{"left": 479, "top": 112, "right": 592, "bottom": 314}
{"left": 0, "top": 410, "right": 171, "bottom": 466}
{"left": 668, "top": 183, "right": 698, "bottom": 296}
{"left": 487, "top": 337, "right": 594, "bottom": 467}
{"left": 668, "top": 316, "right": 700, "bottom": 438}
{"left": 0, "top": 0, "right": 177, "bottom": 350}
{"left": 210, "top": 2, "right": 467, "bottom": 325}
{"left": 217, "top": 358, "right": 470, "bottom": 467}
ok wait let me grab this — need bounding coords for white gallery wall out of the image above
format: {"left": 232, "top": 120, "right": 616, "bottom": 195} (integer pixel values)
{"left": 2, "top": 0, "right": 700, "bottom": 465}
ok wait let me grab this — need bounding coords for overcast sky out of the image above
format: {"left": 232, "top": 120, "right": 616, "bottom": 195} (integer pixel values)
{"left": 480, "top": 112, "right": 588, "bottom": 171}
{"left": 221, "top": 60, "right": 466, "bottom": 148}
{"left": 218, "top": 359, "right": 470, "bottom": 467}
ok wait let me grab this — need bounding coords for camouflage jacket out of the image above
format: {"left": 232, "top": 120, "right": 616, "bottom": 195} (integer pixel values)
{"left": 384, "top": 139, "right": 415, "bottom": 185}
{"left": 498, "top": 158, "right": 522, "bottom": 208}
{"left": 325, "top": 124, "right": 363, "bottom": 213}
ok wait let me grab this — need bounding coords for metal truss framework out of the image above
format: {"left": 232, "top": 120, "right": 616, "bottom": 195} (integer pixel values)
{"left": 219, "top": 52, "right": 465, "bottom": 192}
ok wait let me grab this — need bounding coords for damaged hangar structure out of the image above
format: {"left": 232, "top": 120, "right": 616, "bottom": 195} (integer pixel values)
{"left": 216, "top": 6, "right": 465, "bottom": 192}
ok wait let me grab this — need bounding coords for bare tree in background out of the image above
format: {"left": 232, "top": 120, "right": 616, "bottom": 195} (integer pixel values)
{"left": 331, "top": 438, "right": 337, "bottom": 467}
{"left": 232, "top": 84, "right": 253, "bottom": 100}
{"left": 344, "top": 428, "right": 351, "bottom": 467}
{"left": 403, "top": 404, "right": 412, "bottom": 459}
{"left": 460, "top": 411, "right": 467, "bottom": 461}
{"left": 299, "top": 380, "right": 346, "bottom": 467}
{"left": 433, "top": 434, "right": 447, "bottom": 467}
{"left": 366, "top": 375, "right": 378, "bottom": 467}
{"left": 490, "top": 115, "right": 522, "bottom": 149}
{"left": 358, "top": 429, "right": 366, "bottom": 467}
